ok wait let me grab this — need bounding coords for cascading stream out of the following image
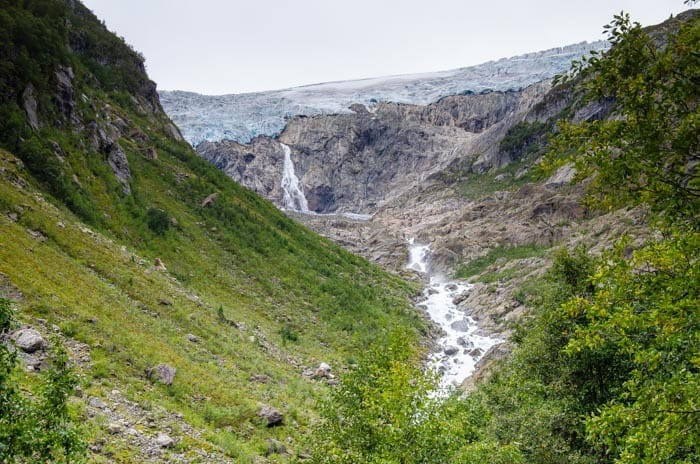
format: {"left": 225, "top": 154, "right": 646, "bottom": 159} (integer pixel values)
{"left": 281, "top": 143, "right": 310, "bottom": 212}
{"left": 407, "top": 239, "right": 501, "bottom": 392}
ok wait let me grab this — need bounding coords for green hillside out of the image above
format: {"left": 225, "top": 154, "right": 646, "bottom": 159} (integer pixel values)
{"left": 0, "top": 1, "right": 424, "bottom": 461}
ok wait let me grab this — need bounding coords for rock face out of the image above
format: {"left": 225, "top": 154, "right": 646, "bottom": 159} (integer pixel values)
{"left": 197, "top": 82, "right": 551, "bottom": 215}
{"left": 22, "top": 84, "right": 39, "bottom": 130}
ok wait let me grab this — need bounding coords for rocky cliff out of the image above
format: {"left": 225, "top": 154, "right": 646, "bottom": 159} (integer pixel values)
{"left": 197, "top": 81, "right": 553, "bottom": 214}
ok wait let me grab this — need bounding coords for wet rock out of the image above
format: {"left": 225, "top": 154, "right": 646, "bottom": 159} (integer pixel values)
{"left": 449, "top": 318, "right": 470, "bottom": 332}
{"left": 258, "top": 404, "right": 283, "bottom": 427}
{"left": 469, "top": 347, "right": 484, "bottom": 357}
{"left": 456, "top": 337, "right": 472, "bottom": 348}
{"left": 444, "top": 346, "right": 459, "bottom": 356}
{"left": 12, "top": 329, "right": 44, "bottom": 353}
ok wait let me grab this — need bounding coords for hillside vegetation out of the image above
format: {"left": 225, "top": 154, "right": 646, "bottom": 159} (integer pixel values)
{"left": 0, "top": 1, "right": 424, "bottom": 461}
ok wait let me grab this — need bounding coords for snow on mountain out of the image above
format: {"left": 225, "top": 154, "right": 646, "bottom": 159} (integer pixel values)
{"left": 160, "top": 41, "right": 607, "bottom": 146}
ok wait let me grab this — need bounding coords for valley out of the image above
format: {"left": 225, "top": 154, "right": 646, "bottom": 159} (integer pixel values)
{"left": 0, "top": 2, "right": 697, "bottom": 463}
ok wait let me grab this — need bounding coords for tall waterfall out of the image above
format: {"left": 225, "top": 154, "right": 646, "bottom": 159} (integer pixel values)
{"left": 281, "top": 143, "right": 310, "bottom": 212}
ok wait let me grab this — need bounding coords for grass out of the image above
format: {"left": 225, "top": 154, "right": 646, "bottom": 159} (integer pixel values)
{"left": 0, "top": 104, "right": 423, "bottom": 460}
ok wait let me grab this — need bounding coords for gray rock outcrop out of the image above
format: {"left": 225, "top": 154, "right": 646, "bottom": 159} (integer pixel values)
{"left": 197, "top": 82, "right": 551, "bottom": 215}
{"left": 22, "top": 84, "right": 40, "bottom": 130}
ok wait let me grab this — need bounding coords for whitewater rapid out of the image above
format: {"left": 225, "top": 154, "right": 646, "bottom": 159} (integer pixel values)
{"left": 406, "top": 239, "right": 501, "bottom": 392}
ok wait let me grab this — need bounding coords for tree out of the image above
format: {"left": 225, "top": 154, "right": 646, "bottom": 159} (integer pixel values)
{"left": 308, "top": 329, "right": 481, "bottom": 464}
{"left": 548, "top": 11, "right": 700, "bottom": 230}
{"left": 0, "top": 298, "right": 85, "bottom": 462}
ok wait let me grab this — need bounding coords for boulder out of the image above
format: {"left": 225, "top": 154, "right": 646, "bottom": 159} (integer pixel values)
{"left": 146, "top": 363, "right": 176, "bottom": 386}
{"left": 314, "top": 362, "right": 332, "bottom": 378}
{"left": 154, "top": 258, "right": 167, "bottom": 272}
{"left": 13, "top": 329, "right": 44, "bottom": 353}
{"left": 264, "top": 438, "right": 287, "bottom": 456}
{"left": 449, "top": 318, "right": 470, "bottom": 332}
{"left": 155, "top": 432, "right": 175, "bottom": 448}
{"left": 444, "top": 345, "right": 459, "bottom": 356}
{"left": 258, "top": 404, "right": 283, "bottom": 427}
{"left": 200, "top": 193, "right": 218, "bottom": 208}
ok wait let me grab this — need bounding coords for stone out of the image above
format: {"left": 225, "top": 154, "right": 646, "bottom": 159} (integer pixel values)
{"left": 200, "top": 193, "right": 218, "bottom": 208}
{"left": 250, "top": 374, "right": 270, "bottom": 383}
{"left": 107, "top": 422, "right": 123, "bottom": 434}
{"left": 146, "top": 363, "right": 176, "bottom": 386}
{"left": 155, "top": 432, "right": 175, "bottom": 448}
{"left": 257, "top": 404, "right": 283, "bottom": 427}
{"left": 13, "top": 328, "right": 44, "bottom": 353}
{"left": 449, "top": 318, "right": 470, "bottom": 332}
{"left": 143, "top": 147, "right": 158, "bottom": 161}
{"left": 314, "top": 362, "right": 332, "bottom": 378}
{"left": 264, "top": 438, "right": 287, "bottom": 456}
{"left": 444, "top": 345, "right": 459, "bottom": 356}
{"left": 88, "top": 396, "right": 108, "bottom": 410}
{"left": 154, "top": 258, "right": 167, "bottom": 272}
{"left": 185, "top": 333, "right": 198, "bottom": 343}
{"left": 469, "top": 347, "right": 484, "bottom": 357}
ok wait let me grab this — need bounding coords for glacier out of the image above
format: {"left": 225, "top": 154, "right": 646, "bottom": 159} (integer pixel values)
{"left": 160, "top": 41, "right": 608, "bottom": 147}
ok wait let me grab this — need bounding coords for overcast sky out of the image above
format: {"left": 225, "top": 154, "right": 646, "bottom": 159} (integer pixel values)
{"left": 81, "top": 1, "right": 689, "bottom": 95}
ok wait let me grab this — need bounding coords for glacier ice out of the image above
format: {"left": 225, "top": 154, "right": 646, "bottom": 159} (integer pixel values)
{"left": 160, "top": 41, "right": 608, "bottom": 147}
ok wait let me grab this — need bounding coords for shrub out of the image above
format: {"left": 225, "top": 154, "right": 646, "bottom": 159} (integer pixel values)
{"left": 146, "top": 207, "right": 170, "bottom": 235}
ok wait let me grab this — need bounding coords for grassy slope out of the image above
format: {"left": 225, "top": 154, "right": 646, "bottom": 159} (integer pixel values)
{"left": 0, "top": 1, "right": 423, "bottom": 460}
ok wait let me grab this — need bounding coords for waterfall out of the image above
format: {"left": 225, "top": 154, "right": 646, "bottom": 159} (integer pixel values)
{"left": 406, "top": 239, "right": 501, "bottom": 392}
{"left": 281, "top": 143, "right": 310, "bottom": 212}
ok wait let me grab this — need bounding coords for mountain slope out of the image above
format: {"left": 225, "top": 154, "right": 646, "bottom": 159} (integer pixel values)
{"left": 0, "top": 1, "right": 424, "bottom": 461}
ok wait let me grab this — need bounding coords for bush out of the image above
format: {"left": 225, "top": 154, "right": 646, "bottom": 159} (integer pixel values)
{"left": 146, "top": 207, "right": 170, "bottom": 235}
{"left": 0, "top": 298, "right": 85, "bottom": 462}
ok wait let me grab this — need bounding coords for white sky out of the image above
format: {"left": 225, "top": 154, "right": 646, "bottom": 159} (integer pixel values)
{"left": 81, "top": 0, "right": 690, "bottom": 95}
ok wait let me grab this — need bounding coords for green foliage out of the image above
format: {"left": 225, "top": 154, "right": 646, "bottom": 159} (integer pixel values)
{"left": 565, "top": 233, "right": 700, "bottom": 463}
{"left": 145, "top": 207, "right": 170, "bottom": 235}
{"left": 308, "top": 329, "right": 481, "bottom": 464}
{"left": 0, "top": 298, "right": 85, "bottom": 462}
{"left": 547, "top": 11, "right": 700, "bottom": 229}
{"left": 279, "top": 324, "right": 299, "bottom": 343}
{"left": 499, "top": 121, "right": 549, "bottom": 159}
